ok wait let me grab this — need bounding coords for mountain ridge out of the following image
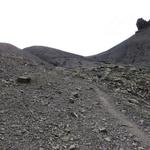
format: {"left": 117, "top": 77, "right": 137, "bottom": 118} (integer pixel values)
{"left": 23, "top": 46, "right": 96, "bottom": 68}
{"left": 1, "top": 18, "right": 150, "bottom": 67}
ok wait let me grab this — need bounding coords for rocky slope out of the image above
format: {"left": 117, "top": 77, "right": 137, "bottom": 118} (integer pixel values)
{"left": 23, "top": 46, "right": 95, "bottom": 68}
{"left": 0, "top": 44, "right": 150, "bottom": 149}
{"left": 88, "top": 19, "right": 150, "bottom": 65}
{"left": 0, "top": 43, "right": 52, "bottom": 76}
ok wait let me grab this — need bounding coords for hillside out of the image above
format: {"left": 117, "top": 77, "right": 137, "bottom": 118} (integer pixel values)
{"left": 88, "top": 19, "right": 150, "bottom": 65}
{"left": 0, "top": 43, "right": 52, "bottom": 76}
{"left": 23, "top": 46, "right": 95, "bottom": 68}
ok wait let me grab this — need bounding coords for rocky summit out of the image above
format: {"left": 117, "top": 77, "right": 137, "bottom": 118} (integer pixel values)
{"left": 1, "top": 19, "right": 150, "bottom": 150}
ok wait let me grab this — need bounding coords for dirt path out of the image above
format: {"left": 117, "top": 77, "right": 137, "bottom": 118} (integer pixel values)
{"left": 95, "top": 87, "right": 150, "bottom": 148}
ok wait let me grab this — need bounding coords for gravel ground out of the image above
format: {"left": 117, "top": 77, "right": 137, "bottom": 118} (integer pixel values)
{"left": 0, "top": 46, "right": 150, "bottom": 149}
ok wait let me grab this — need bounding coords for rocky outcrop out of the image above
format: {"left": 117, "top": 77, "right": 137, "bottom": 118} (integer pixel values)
{"left": 136, "top": 18, "right": 150, "bottom": 31}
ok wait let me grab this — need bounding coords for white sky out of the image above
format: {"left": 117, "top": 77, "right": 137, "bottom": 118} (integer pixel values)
{"left": 0, "top": 0, "right": 149, "bottom": 56}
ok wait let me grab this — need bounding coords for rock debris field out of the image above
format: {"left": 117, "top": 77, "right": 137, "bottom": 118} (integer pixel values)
{"left": 0, "top": 44, "right": 150, "bottom": 150}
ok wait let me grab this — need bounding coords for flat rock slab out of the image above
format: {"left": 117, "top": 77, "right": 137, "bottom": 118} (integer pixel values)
{"left": 16, "top": 76, "right": 31, "bottom": 83}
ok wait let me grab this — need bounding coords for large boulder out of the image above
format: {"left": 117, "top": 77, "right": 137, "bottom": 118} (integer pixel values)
{"left": 136, "top": 18, "right": 150, "bottom": 30}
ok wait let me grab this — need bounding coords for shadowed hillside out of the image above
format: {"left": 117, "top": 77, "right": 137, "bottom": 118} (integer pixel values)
{"left": 23, "top": 46, "right": 95, "bottom": 68}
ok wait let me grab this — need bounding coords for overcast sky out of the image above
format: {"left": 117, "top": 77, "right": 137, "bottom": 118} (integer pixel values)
{"left": 0, "top": 0, "right": 149, "bottom": 56}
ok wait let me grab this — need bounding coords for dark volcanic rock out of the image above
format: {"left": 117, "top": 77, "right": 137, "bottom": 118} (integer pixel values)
{"left": 136, "top": 18, "right": 150, "bottom": 31}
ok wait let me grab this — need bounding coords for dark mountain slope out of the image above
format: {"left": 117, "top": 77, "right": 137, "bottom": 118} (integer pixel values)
{"left": 23, "top": 46, "right": 95, "bottom": 68}
{"left": 88, "top": 22, "right": 150, "bottom": 65}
